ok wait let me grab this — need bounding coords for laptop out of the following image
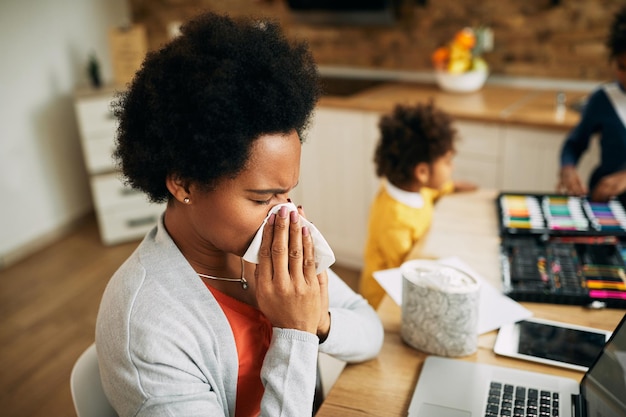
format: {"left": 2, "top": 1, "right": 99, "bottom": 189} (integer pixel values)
{"left": 408, "top": 313, "right": 626, "bottom": 417}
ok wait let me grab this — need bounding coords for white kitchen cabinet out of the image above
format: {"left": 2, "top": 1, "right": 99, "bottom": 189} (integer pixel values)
{"left": 501, "top": 126, "right": 600, "bottom": 193}
{"left": 500, "top": 126, "right": 563, "bottom": 192}
{"left": 74, "top": 87, "right": 165, "bottom": 245}
{"left": 453, "top": 121, "right": 503, "bottom": 189}
{"left": 294, "top": 107, "right": 380, "bottom": 268}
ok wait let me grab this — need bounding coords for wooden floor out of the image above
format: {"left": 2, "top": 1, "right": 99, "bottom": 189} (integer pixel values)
{"left": 0, "top": 213, "right": 361, "bottom": 417}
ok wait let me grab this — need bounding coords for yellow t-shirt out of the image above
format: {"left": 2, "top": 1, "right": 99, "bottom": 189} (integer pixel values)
{"left": 359, "top": 180, "right": 453, "bottom": 308}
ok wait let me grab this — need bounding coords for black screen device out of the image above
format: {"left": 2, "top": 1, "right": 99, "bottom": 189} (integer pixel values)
{"left": 494, "top": 317, "right": 612, "bottom": 371}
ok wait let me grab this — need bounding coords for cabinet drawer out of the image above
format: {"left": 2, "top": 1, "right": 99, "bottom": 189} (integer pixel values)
{"left": 74, "top": 95, "right": 117, "bottom": 138}
{"left": 96, "top": 204, "right": 164, "bottom": 245}
{"left": 91, "top": 173, "right": 151, "bottom": 210}
{"left": 82, "top": 136, "right": 117, "bottom": 173}
{"left": 75, "top": 93, "right": 118, "bottom": 173}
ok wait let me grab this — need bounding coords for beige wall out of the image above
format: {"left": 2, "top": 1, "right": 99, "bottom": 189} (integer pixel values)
{"left": 0, "top": 0, "right": 130, "bottom": 267}
{"left": 129, "top": 0, "right": 623, "bottom": 81}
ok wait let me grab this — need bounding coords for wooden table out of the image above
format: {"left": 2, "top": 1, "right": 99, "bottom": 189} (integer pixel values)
{"left": 316, "top": 189, "right": 625, "bottom": 417}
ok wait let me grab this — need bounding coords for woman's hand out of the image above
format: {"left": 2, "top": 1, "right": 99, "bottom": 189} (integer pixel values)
{"left": 296, "top": 205, "right": 331, "bottom": 341}
{"left": 591, "top": 170, "right": 626, "bottom": 201}
{"left": 255, "top": 205, "right": 321, "bottom": 335}
{"left": 315, "top": 270, "right": 330, "bottom": 342}
{"left": 558, "top": 166, "right": 587, "bottom": 195}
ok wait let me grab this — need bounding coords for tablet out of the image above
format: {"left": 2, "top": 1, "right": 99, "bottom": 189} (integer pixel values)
{"left": 494, "top": 317, "right": 612, "bottom": 371}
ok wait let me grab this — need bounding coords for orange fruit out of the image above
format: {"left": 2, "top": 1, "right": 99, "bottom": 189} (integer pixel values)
{"left": 453, "top": 28, "right": 476, "bottom": 50}
{"left": 431, "top": 46, "right": 449, "bottom": 69}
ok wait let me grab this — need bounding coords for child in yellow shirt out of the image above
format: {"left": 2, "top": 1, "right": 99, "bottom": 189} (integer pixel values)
{"left": 360, "top": 101, "right": 477, "bottom": 308}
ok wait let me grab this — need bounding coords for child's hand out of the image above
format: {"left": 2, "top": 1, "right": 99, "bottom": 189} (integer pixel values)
{"left": 453, "top": 180, "right": 478, "bottom": 193}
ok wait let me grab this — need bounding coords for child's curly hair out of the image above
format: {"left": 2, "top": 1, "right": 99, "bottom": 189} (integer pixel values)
{"left": 607, "top": 6, "right": 626, "bottom": 59}
{"left": 374, "top": 102, "right": 456, "bottom": 187}
{"left": 112, "top": 12, "right": 321, "bottom": 203}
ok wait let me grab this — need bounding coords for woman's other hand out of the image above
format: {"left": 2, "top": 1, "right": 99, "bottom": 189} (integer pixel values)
{"left": 591, "top": 170, "right": 626, "bottom": 201}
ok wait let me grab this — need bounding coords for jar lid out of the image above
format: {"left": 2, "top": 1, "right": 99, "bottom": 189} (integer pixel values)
{"left": 401, "top": 259, "right": 480, "bottom": 293}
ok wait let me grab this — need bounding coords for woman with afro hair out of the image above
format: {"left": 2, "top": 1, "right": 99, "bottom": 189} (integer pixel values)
{"left": 558, "top": 5, "right": 626, "bottom": 204}
{"left": 359, "top": 101, "right": 476, "bottom": 309}
{"left": 95, "top": 12, "right": 383, "bottom": 417}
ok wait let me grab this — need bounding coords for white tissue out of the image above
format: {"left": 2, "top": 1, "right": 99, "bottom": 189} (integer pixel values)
{"left": 242, "top": 202, "right": 335, "bottom": 274}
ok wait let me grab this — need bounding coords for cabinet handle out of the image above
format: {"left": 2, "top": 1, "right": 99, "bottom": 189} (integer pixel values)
{"left": 119, "top": 188, "right": 141, "bottom": 196}
{"left": 126, "top": 216, "right": 158, "bottom": 228}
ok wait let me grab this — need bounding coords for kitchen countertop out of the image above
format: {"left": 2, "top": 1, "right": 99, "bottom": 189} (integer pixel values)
{"left": 76, "top": 76, "right": 590, "bottom": 131}
{"left": 318, "top": 81, "right": 589, "bottom": 131}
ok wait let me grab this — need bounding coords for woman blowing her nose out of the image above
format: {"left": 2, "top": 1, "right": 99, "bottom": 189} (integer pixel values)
{"left": 95, "top": 12, "right": 383, "bottom": 417}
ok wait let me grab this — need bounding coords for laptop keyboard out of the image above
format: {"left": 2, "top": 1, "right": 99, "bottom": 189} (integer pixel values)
{"left": 485, "top": 381, "right": 559, "bottom": 416}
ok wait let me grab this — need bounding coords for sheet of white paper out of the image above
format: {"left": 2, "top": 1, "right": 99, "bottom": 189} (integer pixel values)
{"left": 373, "top": 256, "right": 532, "bottom": 334}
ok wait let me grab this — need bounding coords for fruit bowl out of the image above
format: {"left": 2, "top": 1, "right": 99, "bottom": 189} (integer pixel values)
{"left": 435, "top": 69, "right": 488, "bottom": 93}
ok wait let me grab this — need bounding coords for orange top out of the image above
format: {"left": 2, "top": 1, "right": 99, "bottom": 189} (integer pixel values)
{"left": 206, "top": 285, "right": 272, "bottom": 417}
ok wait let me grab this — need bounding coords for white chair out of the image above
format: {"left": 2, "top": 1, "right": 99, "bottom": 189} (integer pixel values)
{"left": 70, "top": 343, "right": 118, "bottom": 417}
{"left": 70, "top": 343, "right": 325, "bottom": 416}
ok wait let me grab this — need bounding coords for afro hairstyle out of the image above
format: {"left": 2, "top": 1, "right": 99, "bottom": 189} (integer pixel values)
{"left": 112, "top": 12, "right": 321, "bottom": 203}
{"left": 374, "top": 101, "right": 456, "bottom": 187}
{"left": 608, "top": 5, "right": 626, "bottom": 59}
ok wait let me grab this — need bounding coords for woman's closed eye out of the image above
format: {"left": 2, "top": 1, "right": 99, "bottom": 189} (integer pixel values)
{"left": 248, "top": 186, "right": 294, "bottom": 206}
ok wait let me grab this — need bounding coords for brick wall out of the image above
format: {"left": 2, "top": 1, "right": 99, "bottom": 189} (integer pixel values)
{"left": 128, "top": 0, "right": 624, "bottom": 81}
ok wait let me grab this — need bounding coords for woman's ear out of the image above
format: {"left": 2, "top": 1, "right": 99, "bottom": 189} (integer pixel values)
{"left": 413, "top": 162, "right": 430, "bottom": 186}
{"left": 166, "top": 175, "right": 191, "bottom": 205}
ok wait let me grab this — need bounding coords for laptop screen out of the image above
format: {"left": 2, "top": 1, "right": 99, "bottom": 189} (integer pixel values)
{"left": 581, "top": 314, "right": 626, "bottom": 416}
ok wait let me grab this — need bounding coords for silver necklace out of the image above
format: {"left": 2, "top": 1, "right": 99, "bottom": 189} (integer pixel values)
{"left": 197, "top": 257, "right": 248, "bottom": 290}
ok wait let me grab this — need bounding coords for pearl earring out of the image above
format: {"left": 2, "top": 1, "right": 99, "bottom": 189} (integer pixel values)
{"left": 184, "top": 197, "right": 190, "bottom": 204}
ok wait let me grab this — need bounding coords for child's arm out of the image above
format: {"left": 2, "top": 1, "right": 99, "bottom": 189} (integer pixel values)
{"left": 453, "top": 180, "right": 478, "bottom": 193}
